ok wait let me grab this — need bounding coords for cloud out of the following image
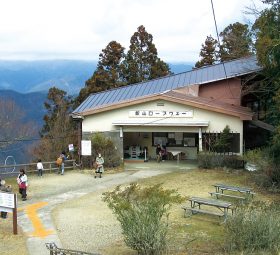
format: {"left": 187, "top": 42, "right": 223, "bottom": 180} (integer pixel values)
{"left": 0, "top": 0, "right": 264, "bottom": 62}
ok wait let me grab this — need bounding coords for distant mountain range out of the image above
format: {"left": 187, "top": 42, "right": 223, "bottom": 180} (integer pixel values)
{"left": 0, "top": 60, "right": 193, "bottom": 95}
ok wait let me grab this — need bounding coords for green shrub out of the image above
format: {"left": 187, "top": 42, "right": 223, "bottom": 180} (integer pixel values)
{"left": 103, "top": 183, "right": 184, "bottom": 255}
{"left": 223, "top": 155, "right": 244, "bottom": 169}
{"left": 91, "top": 132, "right": 121, "bottom": 168}
{"left": 225, "top": 201, "right": 280, "bottom": 254}
{"left": 244, "top": 148, "right": 280, "bottom": 189}
{"left": 197, "top": 152, "right": 243, "bottom": 169}
{"left": 243, "top": 148, "right": 270, "bottom": 171}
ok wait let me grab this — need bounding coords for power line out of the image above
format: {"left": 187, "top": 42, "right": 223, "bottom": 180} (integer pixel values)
{"left": 210, "top": 0, "right": 235, "bottom": 100}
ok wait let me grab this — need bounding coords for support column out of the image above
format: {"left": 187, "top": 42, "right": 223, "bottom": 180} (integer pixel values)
{"left": 198, "top": 127, "right": 203, "bottom": 152}
{"left": 240, "top": 129, "right": 243, "bottom": 155}
{"left": 78, "top": 120, "right": 82, "bottom": 165}
{"left": 120, "top": 127, "right": 123, "bottom": 138}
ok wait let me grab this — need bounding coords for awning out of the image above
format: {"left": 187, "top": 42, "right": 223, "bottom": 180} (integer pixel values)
{"left": 112, "top": 119, "right": 209, "bottom": 127}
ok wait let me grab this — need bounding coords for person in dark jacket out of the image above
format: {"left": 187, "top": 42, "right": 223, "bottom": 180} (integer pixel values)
{"left": 156, "top": 144, "right": 162, "bottom": 163}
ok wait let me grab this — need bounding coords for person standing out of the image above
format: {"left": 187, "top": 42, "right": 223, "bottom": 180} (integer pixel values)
{"left": 61, "top": 151, "right": 68, "bottom": 175}
{"left": 17, "top": 169, "right": 28, "bottom": 201}
{"left": 94, "top": 153, "right": 104, "bottom": 178}
{"left": 156, "top": 144, "right": 162, "bottom": 163}
{"left": 0, "top": 180, "right": 12, "bottom": 218}
{"left": 37, "top": 159, "right": 44, "bottom": 177}
{"left": 57, "top": 151, "right": 67, "bottom": 175}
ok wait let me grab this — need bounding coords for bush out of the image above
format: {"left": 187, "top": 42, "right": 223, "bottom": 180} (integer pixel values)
{"left": 103, "top": 183, "right": 184, "bottom": 255}
{"left": 243, "top": 148, "right": 270, "bottom": 171}
{"left": 91, "top": 133, "right": 121, "bottom": 168}
{"left": 243, "top": 148, "right": 280, "bottom": 189}
{"left": 197, "top": 152, "right": 243, "bottom": 169}
{"left": 225, "top": 201, "right": 280, "bottom": 254}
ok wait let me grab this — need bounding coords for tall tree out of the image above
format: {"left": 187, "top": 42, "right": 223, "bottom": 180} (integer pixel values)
{"left": 195, "top": 35, "right": 219, "bottom": 68}
{"left": 33, "top": 87, "right": 76, "bottom": 161}
{"left": 76, "top": 41, "right": 125, "bottom": 106}
{"left": 253, "top": 1, "right": 280, "bottom": 71}
{"left": 123, "top": 25, "right": 170, "bottom": 84}
{"left": 252, "top": 1, "right": 280, "bottom": 169}
{"left": 252, "top": 0, "right": 280, "bottom": 125}
{"left": 219, "top": 22, "right": 253, "bottom": 61}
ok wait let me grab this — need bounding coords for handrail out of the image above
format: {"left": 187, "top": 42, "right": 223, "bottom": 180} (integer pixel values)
{"left": 45, "top": 242, "right": 100, "bottom": 255}
{"left": 0, "top": 160, "right": 77, "bottom": 175}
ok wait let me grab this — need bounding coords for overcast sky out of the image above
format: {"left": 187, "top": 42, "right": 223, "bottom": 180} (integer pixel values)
{"left": 0, "top": 0, "right": 264, "bottom": 63}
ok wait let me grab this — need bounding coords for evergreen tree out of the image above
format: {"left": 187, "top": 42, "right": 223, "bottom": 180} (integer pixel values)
{"left": 219, "top": 22, "right": 253, "bottom": 61}
{"left": 252, "top": 0, "right": 280, "bottom": 126}
{"left": 253, "top": 0, "right": 280, "bottom": 72}
{"left": 195, "top": 35, "right": 219, "bottom": 68}
{"left": 213, "top": 125, "right": 232, "bottom": 154}
{"left": 76, "top": 41, "right": 125, "bottom": 106}
{"left": 33, "top": 87, "right": 76, "bottom": 161}
{"left": 123, "top": 25, "right": 170, "bottom": 84}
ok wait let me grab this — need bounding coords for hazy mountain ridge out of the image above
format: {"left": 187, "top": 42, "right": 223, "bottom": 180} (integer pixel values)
{"left": 0, "top": 60, "right": 97, "bottom": 94}
{"left": 0, "top": 60, "right": 193, "bottom": 95}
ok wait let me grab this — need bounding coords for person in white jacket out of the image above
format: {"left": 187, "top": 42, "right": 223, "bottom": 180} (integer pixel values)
{"left": 37, "top": 159, "right": 44, "bottom": 177}
{"left": 17, "top": 169, "right": 28, "bottom": 201}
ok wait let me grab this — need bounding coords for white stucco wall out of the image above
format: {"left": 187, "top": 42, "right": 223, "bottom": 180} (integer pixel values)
{"left": 82, "top": 100, "right": 243, "bottom": 134}
{"left": 82, "top": 100, "right": 244, "bottom": 155}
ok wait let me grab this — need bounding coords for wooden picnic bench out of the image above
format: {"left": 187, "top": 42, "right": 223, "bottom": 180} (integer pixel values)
{"left": 209, "top": 192, "right": 246, "bottom": 201}
{"left": 212, "top": 183, "right": 255, "bottom": 201}
{"left": 213, "top": 183, "right": 255, "bottom": 196}
{"left": 182, "top": 197, "right": 232, "bottom": 222}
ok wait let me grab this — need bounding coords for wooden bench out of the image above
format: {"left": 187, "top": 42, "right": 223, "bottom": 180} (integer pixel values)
{"left": 214, "top": 183, "right": 256, "bottom": 198}
{"left": 209, "top": 192, "right": 246, "bottom": 200}
{"left": 182, "top": 206, "right": 224, "bottom": 218}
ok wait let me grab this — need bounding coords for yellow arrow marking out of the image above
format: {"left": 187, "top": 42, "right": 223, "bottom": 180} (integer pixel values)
{"left": 22, "top": 201, "right": 54, "bottom": 238}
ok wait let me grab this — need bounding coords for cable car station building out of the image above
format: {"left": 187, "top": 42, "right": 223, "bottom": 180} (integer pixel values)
{"left": 72, "top": 56, "right": 263, "bottom": 161}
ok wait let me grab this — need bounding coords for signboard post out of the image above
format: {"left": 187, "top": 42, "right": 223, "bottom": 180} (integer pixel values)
{"left": 0, "top": 192, "right": 17, "bottom": 235}
{"left": 81, "top": 140, "right": 92, "bottom": 156}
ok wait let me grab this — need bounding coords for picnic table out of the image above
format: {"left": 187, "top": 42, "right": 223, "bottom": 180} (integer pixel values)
{"left": 182, "top": 196, "right": 232, "bottom": 221}
{"left": 210, "top": 183, "right": 255, "bottom": 200}
{"left": 167, "top": 150, "right": 182, "bottom": 163}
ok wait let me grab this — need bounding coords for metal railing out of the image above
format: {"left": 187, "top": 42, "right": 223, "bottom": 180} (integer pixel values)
{"left": 0, "top": 160, "right": 77, "bottom": 176}
{"left": 46, "top": 243, "right": 100, "bottom": 255}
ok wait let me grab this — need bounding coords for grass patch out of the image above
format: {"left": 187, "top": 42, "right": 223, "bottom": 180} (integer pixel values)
{"left": 136, "top": 168, "right": 277, "bottom": 254}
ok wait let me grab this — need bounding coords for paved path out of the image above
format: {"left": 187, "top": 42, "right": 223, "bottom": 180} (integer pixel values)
{"left": 16, "top": 160, "right": 197, "bottom": 255}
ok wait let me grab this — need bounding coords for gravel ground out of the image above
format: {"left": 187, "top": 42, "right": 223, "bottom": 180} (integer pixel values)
{"left": 27, "top": 167, "right": 171, "bottom": 255}
{"left": 52, "top": 190, "right": 134, "bottom": 255}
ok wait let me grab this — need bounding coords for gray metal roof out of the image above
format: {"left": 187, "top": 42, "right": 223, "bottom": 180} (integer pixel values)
{"left": 73, "top": 56, "right": 261, "bottom": 114}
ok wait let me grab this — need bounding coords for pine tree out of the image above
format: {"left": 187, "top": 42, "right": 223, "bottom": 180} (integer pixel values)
{"left": 195, "top": 35, "right": 219, "bottom": 68}
{"left": 75, "top": 41, "right": 125, "bottom": 106}
{"left": 219, "top": 22, "right": 253, "bottom": 61}
{"left": 123, "top": 25, "right": 170, "bottom": 84}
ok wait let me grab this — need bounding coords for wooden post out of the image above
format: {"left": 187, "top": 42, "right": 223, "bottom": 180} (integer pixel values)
{"left": 13, "top": 194, "right": 17, "bottom": 235}
{"left": 78, "top": 120, "right": 82, "bottom": 166}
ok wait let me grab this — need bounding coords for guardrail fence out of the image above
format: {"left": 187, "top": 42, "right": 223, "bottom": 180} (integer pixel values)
{"left": 0, "top": 160, "right": 77, "bottom": 176}
{"left": 45, "top": 242, "right": 100, "bottom": 255}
